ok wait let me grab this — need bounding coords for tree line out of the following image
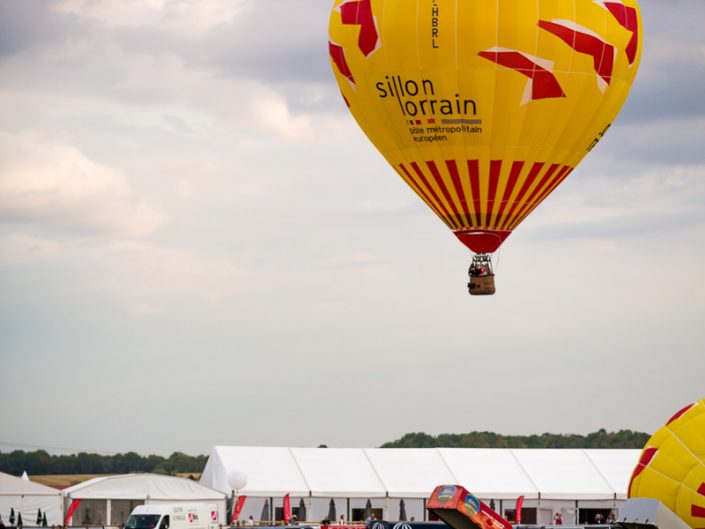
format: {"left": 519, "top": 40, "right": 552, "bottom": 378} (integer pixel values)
{"left": 0, "top": 450, "right": 207, "bottom": 476}
{"left": 381, "top": 429, "right": 650, "bottom": 448}
{"left": 0, "top": 430, "right": 649, "bottom": 475}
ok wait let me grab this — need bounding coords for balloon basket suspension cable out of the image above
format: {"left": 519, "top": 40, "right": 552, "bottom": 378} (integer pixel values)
{"left": 467, "top": 253, "right": 496, "bottom": 296}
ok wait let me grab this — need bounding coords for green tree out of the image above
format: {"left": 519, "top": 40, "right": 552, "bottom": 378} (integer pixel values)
{"left": 381, "top": 429, "right": 650, "bottom": 448}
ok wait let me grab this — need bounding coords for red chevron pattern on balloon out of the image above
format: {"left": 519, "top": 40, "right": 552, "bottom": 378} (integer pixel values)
{"left": 329, "top": 41, "right": 355, "bottom": 85}
{"left": 479, "top": 48, "right": 565, "bottom": 104}
{"left": 667, "top": 403, "right": 696, "bottom": 425}
{"left": 539, "top": 19, "right": 615, "bottom": 91}
{"left": 339, "top": 0, "right": 379, "bottom": 57}
{"left": 627, "top": 446, "right": 658, "bottom": 496}
{"left": 693, "top": 483, "right": 705, "bottom": 529}
{"left": 595, "top": 0, "right": 639, "bottom": 65}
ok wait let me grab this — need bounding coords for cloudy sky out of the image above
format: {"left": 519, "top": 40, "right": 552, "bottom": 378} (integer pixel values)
{"left": 0, "top": 0, "right": 703, "bottom": 457}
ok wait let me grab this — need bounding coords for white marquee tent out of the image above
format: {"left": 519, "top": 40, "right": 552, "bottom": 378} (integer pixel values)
{"left": 200, "top": 446, "right": 641, "bottom": 524}
{"left": 0, "top": 471, "right": 63, "bottom": 526}
{"left": 63, "top": 474, "right": 227, "bottom": 527}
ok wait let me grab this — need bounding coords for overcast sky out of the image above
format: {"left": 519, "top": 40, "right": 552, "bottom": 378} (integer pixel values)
{"left": 1, "top": 0, "right": 703, "bottom": 458}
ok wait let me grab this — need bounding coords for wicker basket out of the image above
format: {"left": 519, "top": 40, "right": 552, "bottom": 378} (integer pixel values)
{"left": 468, "top": 274, "right": 496, "bottom": 296}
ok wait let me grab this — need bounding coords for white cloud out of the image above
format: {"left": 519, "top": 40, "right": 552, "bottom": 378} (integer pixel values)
{"left": 520, "top": 154, "right": 705, "bottom": 246}
{"left": 647, "top": 40, "right": 705, "bottom": 63}
{"left": 0, "top": 35, "right": 316, "bottom": 145}
{"left": 0, "top": 132, "right": 164, "bottom": 237}
{"left": 251, "top": 90, "right": 312, "bottom": 140}
{"left": 55, "top": 0, "right": 243, "bottom": 33}
{"left": 0, "top": 232, "right": 250, "bottom": 315}
{"left": 0, "top": 233, "right": 63, "bottom": 263}
{"left": 355, "top": 200, "right": 408, "bottom": 214}
{"left": 91, "top": 240, "right": 250, "bottom": 311}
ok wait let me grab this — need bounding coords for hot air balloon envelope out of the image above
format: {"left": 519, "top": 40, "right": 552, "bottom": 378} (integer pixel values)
{"left": 628, "top": 398, "right": 705, "bottom": 529}
{"left": 329, "top": 0, "right": 642, "bottom": 254}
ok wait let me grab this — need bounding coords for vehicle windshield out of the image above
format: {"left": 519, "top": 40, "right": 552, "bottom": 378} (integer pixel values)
{"left": 125, "top": 515, "right": 162, "bottom": 529}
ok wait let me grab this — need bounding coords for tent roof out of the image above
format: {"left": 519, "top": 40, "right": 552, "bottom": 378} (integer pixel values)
{"left": 201, "top": 447, "right": 310, "bottom": 497}
{"left": 511, "top": 449, "right": 615, "bottom": 500}
{"left": 585, "top": 449, "right": 642, "bottom": 500}
{"left": 291, "top": 448, "right": 386, "bottom": 498}
{"left": 365, "top": 448, "right": 457, "bottom": 498}
{"left": 199, "top": 446, "right": 641, "bottom": 501}
{"left": 63, "top": 474, "right": 226, "bottom": 500}
{"left": 0, "top": 472, "right": 62, "bottom": 496}
{"left": 438, "top": 448, "right": 540, "bottom": 500}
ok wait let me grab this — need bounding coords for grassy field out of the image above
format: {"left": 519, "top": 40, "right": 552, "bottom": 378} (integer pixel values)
{"left": 30, "top": 473, "right": 201, "bottom": 489}
{"left": 30, "top": 474, "right": 107, "bottom": 489}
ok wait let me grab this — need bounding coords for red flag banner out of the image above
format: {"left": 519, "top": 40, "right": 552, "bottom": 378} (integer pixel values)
{"left": 283, "top": 494, "right": 291, "bottom": 524}
{"left": 516, "top": 496, "right": 525, "bottom": 525}
{"left": 234, "top": 496, "right": 247, "bottom": 521}
{"left": 64, "top": 499, "right": 81, "bottom": 526}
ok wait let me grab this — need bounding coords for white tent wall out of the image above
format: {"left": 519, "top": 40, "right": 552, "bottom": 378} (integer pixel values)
{"left": 68, "top": 498, "right": 228, "bottom": 527}
{"left": 506, "top": 499, "right": 580, "bottom": 525}
{"left": 69, "top": 500, "right": 228, "bottom": 528}
{"left": 71, "top": 498, "right": 108, "bottom": 526}
{"left": 387, "top": 498, "right": 425, "bottom": 522}
{"left": 234, "top": 496, "right": 269, "bottom": 524}
{"left": 541, "top": 500, "right": 579, "bottom": 526}
{"left": 0, "top": 472, "right": 63, "bottom": 526}
{"left": 63, "top": 475, "right": 226, "bottom": 527}
{"left": 109, "top": 500, "right": 144, "bottom": 526}
{"left": 234, "top": 496, "right": 390, "bottom": 524}
{"left": 310, "top": 497, "right": 388, "bottom": 522}
{"left": 235, "top": 496, "right": 311, "bottom": 524}
{"left": 200, "top": 446, "right": 641, "bottom": 522}
{"left": 0, "top": 495, "right": 63, "bottom": 526}
{"left": 575, "top": 499, "right": 624, "bottom": 525}
{"left": 488, "top": 498, "right": 626, "bottom": 526}
{"left": 232, "top": 495, "right": 621, "bottom": 525}
{"left": 311, "top": 497, "right": 355, "bottom": 522}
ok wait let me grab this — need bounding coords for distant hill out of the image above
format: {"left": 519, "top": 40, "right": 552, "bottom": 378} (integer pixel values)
{"left": 381, "top": 429, "right": 651, "bottom": 448}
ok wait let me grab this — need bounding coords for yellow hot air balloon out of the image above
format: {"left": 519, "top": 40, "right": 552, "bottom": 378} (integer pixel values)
{"left": 628, "top": 398, "right": 705, "bottom": 529}
{"left": 328, "top": 0, "right": 642, "bottom": 295}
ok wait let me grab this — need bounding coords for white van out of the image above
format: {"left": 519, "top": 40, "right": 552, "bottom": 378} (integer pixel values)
{"left": 125, "top": 504, "right": 221, "bottom": 529}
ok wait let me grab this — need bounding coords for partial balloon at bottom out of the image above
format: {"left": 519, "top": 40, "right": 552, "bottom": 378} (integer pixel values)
{"left": 629, "top": 398, "right": 705, "bottom": 528}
